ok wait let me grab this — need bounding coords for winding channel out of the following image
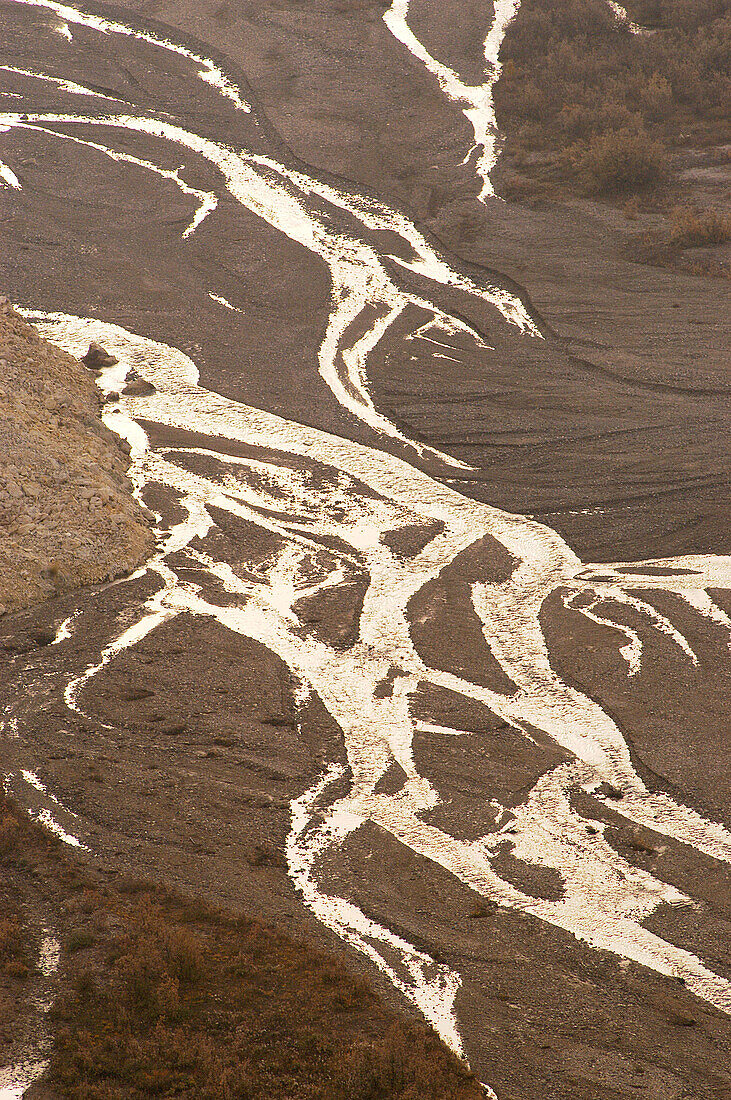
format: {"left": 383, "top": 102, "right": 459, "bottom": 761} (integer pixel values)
{"left": 1, "top": 0, "right": 730, "bottom": 1088}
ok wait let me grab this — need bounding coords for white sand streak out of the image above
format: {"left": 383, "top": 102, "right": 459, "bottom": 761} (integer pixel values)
{"left": 606, "top": 1, "right": 651, "bottom": 35}
{"left": 208, "top": 292, "right": 243, "bottom": 312}
{"left": 245, "top": 152, "right": 537, "bottom": 334}
{"left": 384, "top": 0, "right": 521, "bottom": 199}
{"left": 565, "top": 556, "right": 731, "bottom": 671}
{"left": 562, "top": 584, "right": 700, "bottom": 677}
{"left": 0, "top": 64, "right": 130, "bottom": 103}
{"left": 0, "top": 1059, "right": 49, "bottom": 1098}
{"left": 4, "top": 0, "right": 251, "bottom": 112}
{"left": 0, "top": 159, "right": 20, "bottom": 187}
{"left": 563, "top": 590, "right": 643, "bottom": 675}
{"left": 11, "top": 768, "right": 89, "bottom": 849}
{"left": 2, "top": 1, "right": 537, "bottom": 470}
{"left": 26, "top": 313, "right": 731, "bottom": 1042}
{"left": 5, "top": 0, "right": 731, "bottom": 1069}
{"left": 51, "top": 611, "right": 79, "bottom": 644}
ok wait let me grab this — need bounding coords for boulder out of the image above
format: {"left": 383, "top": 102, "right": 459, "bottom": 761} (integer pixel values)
{"left": 82, "top": 342, "right": 119, "bottom": 371}
{"left": 121, "top": 378, "right": 156, "bottom": 397}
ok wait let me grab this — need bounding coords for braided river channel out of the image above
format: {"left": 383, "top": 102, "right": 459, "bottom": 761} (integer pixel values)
{"left": 1, "top": 1, "right": 730, "bottom": 1095}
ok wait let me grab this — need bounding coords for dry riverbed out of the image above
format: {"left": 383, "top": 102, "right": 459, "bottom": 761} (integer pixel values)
{"left": 1, "top": 1, "right": 729, "bottom": 1096}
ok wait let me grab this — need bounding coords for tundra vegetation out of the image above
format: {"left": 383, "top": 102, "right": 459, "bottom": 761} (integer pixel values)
{"left": 0, "top": 792, "right": 482, "bottom": 1099}
{"left": 494, "top": 0, "right": 730, "bottom": 263}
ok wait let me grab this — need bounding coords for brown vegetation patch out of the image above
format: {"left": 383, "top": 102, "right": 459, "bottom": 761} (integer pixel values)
{"left": 568, "top": 126, "right": 667, "bottom": 195}
{"left": 0, "top": 790, "right": 481, "bottom": 1099}
{"left": 48, "top": 889, "right": 481, "bottom": 1099}
{"left": 494, "top": 0, "right": 729, "bottom": 199}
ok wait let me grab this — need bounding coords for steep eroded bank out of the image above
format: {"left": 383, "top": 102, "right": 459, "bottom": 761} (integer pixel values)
{"left": 0, "top": 298, "right": 153, "bottom": 615}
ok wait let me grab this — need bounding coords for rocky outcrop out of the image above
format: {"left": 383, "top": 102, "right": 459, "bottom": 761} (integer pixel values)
{"left": 0, "top": 296, "right": 154, "bottom": 615}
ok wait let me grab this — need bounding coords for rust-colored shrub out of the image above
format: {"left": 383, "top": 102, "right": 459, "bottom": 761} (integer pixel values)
{"left": 669, "top": 206, "right": 731, "bottom": 247}
{"left": 48, "top": 887, "right": 482, "bottom": 1099}
{"left": 570, "top": 127, "right": 667, "bottom": 193}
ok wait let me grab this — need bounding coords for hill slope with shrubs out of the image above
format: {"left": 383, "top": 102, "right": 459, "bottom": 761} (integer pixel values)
{"left": 494, "top": 0, "right": 729, "bottom": 197}
{"left": 0, "top": 791, "right": 482, "bottom": 1099}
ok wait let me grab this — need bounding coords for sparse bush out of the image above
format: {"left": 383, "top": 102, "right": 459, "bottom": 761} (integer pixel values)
{"left": 570, "top": 127, "right": 667, "bottom": 193}
{"left": 668, "top": 205, "right": 731, "bottom": 247}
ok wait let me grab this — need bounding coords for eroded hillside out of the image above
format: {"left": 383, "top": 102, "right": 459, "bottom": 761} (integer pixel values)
{"left": 0, "top": 298, "right": 154, "bottom": 616}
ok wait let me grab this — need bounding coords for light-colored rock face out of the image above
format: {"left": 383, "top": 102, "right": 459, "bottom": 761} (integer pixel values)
{"left": 0, "top": 297, "right": 154, "bottom": 614}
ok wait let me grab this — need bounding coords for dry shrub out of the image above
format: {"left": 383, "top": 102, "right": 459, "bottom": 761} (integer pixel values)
{"left": 48, "top": 887, "right": 482, "bottom": 1099}
{"left": 570, "top": 127, "right": 667, "bottom": 194}
{"left": 669, "top": 206, "right": 731, "bottom": 247}
{"left": 557, "top": 99, "right": 642, "bottom": 141}
{"left": 0, "top": 914, "right": 30, "bottom": 978}
{"left": 494, "top": 0, "right": 730, "bottom": 197}
{"left": 326, "top": 1023, "right": 477, "bottom": 1100}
